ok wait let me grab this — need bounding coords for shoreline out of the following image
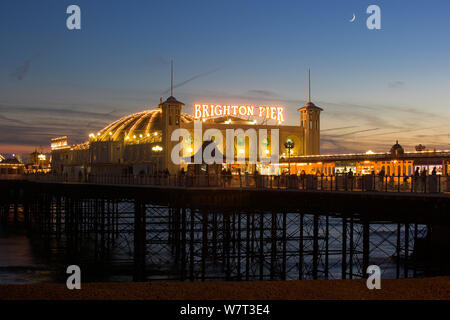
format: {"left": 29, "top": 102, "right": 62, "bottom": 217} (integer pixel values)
{"left": 1, "top": 277, "right": 450, "bottom": 300}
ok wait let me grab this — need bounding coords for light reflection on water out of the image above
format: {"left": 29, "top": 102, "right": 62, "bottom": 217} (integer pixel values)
{"left": 0, "top": 225, "right": 55, "bottom": 284}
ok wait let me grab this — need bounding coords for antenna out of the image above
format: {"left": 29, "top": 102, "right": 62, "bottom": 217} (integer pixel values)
{"left": 308, "top": 68, "right": 311, "bottom": 103}
{"left": 170, "top": 60, "right": 174, "bottom": 96}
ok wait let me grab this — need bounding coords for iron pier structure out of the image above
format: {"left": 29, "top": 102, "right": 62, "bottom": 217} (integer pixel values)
{"left": 1, "top": 180, "right": 450, "bottom": 281}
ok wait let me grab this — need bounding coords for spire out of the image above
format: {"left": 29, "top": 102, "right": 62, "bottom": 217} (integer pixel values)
{"left": 297, "top": 68, "right": 323, "bottom": 111}
{"left": 308, "top": 68, "right": 311, "bottom": 103}
{"left": 170, "top": 60, "right": 174, "bottom": 97}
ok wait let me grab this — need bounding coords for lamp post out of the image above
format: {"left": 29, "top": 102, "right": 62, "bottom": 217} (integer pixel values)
{"left": 284, "top": 139, "right": 294, "bottom": 175}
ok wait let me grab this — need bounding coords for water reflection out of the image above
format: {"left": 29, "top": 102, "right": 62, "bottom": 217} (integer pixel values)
{"left": 0, "top": 225, "right": 55, "bottom": 284}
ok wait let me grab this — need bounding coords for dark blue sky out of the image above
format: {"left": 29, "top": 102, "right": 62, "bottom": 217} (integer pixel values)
{"left": 1, "top": 0, "right": 449, "bottom": 153}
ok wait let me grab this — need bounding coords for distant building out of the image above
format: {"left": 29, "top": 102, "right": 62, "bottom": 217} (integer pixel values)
{"left": 0, "top": 156, "right": 25, "bottom": 175}
{"left": 26, "top": 149, "right": 51, "bottom": 173}
{"left": 415, "top": 144, "right": 426, "bottom": 152}
{"left": 279, "top": 141, "right": 450, "bottom": 176}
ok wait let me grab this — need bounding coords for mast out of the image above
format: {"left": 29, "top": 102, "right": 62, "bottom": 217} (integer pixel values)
{"left": 308, "top": 68, "right": 311, "bottom": 103}
{"left": 170, "top": 60, "right": 174, "bottom": 96}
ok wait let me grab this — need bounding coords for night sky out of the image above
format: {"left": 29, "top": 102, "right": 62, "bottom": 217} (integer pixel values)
{"left": 1, "top": 0, "right": 449, "bottom": 154}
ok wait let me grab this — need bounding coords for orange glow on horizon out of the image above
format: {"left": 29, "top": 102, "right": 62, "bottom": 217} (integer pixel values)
{"left": 0, "top": 143, "right": 51, "bottom": 154}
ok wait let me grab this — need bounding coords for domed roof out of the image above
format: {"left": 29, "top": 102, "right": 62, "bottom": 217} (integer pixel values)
{"left": 94, "top": 108, "right": 193, "bottom": 141}
{"left": 390, "top": 140, "right": 404, "bottom": 156}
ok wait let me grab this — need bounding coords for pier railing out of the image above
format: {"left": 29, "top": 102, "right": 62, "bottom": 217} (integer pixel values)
{"left": 5, "top": 172, "right": 450, "bottom": 194}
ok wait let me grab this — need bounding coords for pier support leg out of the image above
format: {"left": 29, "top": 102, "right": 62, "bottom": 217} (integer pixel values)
{"left": 362, "top": 220, "right": 370, "bottom": 278}
{"left": 189, "top": 209, "right": 195, "bottom": 281}
{"left": 342, "top": 217, "right": 347, "bottom": 279}
{"left": 201, "top": 210, "right": 208, "bottom": 281}
{"left": 133, "top": 200, "right": 146, "bottom": 281}
{"left": 312, "top": 214, "right": 319, "bottom": 280}
{"left": 180, "top": 207, "right": 186, "bottom": 281}
{"left": 298, "top": 213, "right": 304, "bottom": 280}
{"left": 281, "top": 211, "right": 287, "bottom": 280}
{"left": 404, "top": 223, "right": 409, "bottom": 278}
{"left": 259, "top": 212, "right": 264, "bottom": 280}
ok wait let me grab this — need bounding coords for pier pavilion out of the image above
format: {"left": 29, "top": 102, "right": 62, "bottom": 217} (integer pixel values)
{"left": 278, "top": 141, "right": 450, "bottom": 177}
{"left": 50, "top": 95, "right": 322, "bottom": 178}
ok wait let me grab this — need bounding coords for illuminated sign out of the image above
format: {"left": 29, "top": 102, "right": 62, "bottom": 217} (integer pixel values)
{"left": 51, "top": 136, "right": 70, "bottom": 150}
{"left": 194, "top": 104, "right": 284, "bottom": 122}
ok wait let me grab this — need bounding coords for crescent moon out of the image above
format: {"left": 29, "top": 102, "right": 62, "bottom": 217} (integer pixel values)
{"left": 349, "top": 13, "right": 356, "bottom": 22}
